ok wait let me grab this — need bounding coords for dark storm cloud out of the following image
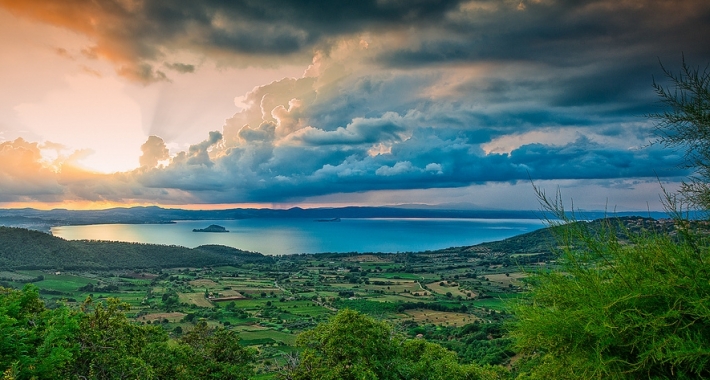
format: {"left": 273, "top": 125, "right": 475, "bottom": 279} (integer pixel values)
{"left": 0, "top": 0, "right": 462, "bottom": 82}
{"left": 382, "top": 1, "right": 710, "bottom": 67}
{"left": 1, "top": 0, "right": 706, "bottom": 205}
{"left": 2, "top": 0, "right": 708, "bottom": 82}
{"left": 291, "top": 116, "right": 408, "bottom": 146}
{"left": 164, "top": 62, "right": 195, "bottom": 73}
{"left": 0, "top": 124, "right": 686, "bottom": 204}
{"left": 379, "top": 0, "right": 710, "bottom": 115}
{"left": 124, "top": 122, "right": 687, "bottom": 204}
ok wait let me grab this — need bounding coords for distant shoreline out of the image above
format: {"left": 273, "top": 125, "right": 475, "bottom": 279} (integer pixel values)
{"left": 2, "top": 206, "right": 677, "bottom": 236}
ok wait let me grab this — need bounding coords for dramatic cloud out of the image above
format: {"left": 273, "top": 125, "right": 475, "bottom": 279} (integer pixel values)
{"left": 0, "top": 0, "right": 461, "bottom": 83}
{"left": 2, "top": 0, "right": 707, "bottom": 84}
{"left": 164, "top": 62, "right": 195, "bottom": 73}
{"left": 0, "top": 138, "right": 194, "bottom": 204}
{"left": 139, "top": 135, "right": 169, "bottom": 168}
{"left": 0, "top": 138, "right": 63, "bottom": 199}
{"left": 383, "top": 1, "right": 710, "bottom": 66}
{"left": 1, "top": 0, "right": 708, "bottom": 208}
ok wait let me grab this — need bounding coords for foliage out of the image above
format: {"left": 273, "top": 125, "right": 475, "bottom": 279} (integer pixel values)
{"left": 286, "top": 309, "right": 509, "bottom": 380}
{"left": 0, "top": 227, "right": 271, "bottom": 270}
{"left": 178, "top": 321, "right": 255, "bottom": 379}
{"left": 0, "top": 285, "right": 255, "bottom": 379}
{"left": 332, "top": 299, "right": 399, "bottom": 316}
{"left": 0, "top": 285, "right": 80, "bottom": 379}
{"left": 509, "top": 189, "right": 710, "bottom": 379}
{"left": 290, "top": 309, "right": 399, "bottom": 379}
{"left": 651, "top": 59, "right": 710, "bottom": 210}
{"left": 71, "top": 297, "right": 168, "bottom": 379}
{"left": 411, "top": 322, "right": 515, "bottom": 366}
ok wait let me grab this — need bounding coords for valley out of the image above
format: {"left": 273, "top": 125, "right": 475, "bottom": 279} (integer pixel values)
{"left": 0, "top": 216, "right": 682, "bottom": 378}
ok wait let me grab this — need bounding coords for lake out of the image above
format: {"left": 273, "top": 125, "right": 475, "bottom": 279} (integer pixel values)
{"left": 51, "top": 218, "right": 547, "bottom": 255}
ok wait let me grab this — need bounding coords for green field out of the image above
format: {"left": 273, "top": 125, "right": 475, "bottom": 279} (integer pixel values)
{"left": 2, "top": 228, "right": 554, "bottom": 378}
{"left": 35, "top": 274, "right": 95, "bottom": 292}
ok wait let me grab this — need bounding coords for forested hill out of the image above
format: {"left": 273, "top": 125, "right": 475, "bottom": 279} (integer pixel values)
{"left": 0, "top": 205, "right": 674, "bottom": 233}
{"left": 0, "top": 217, "right": 681, "bottom": 270}
{"left": 0, "top": 227, "right": 270, "bottom": 270}
{"left": 437, "top": 216, "right": 680, "bottom": 262}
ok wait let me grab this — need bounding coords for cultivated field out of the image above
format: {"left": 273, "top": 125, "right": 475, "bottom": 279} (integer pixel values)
{"left": 178, "top": 292, "right": 214, "bottom": 307}
{"left": 8, "top": 243, "right": 539, "bottom": 379}
{"left": 403, "top": 309, "right": 478, "bottom": 327}
{"left": 426, "top": 281, "right": 472, "bottom": 299}
{"left": 137, "top": 312, "right": 186, "bottom": 323}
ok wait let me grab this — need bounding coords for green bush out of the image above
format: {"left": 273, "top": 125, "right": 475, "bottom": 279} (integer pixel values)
{"left": 510, "top": 192, "right": 710, "bottom": 379}
{"left": 0, "top": 286, "right": 255, "bottom": 379}
{"left": 287, "top": 309, "right": 509, "bottom": 380}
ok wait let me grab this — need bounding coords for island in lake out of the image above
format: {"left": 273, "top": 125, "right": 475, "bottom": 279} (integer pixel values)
{"left": 193, "top": 224, "right": 229, "bottom": 233}
{"left": 315, "top": 217, "right": 341, "bottom": 222}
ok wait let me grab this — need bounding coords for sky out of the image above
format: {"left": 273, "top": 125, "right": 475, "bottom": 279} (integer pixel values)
{"left": 0, "top": 0, "right": 709, "bottom": 211}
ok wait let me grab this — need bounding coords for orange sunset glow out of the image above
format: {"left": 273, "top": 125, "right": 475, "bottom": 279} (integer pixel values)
{"left": 0, "top": 0, "right": 708, "bottom": 210}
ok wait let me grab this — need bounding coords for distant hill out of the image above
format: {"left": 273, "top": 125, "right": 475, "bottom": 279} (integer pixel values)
{"left": 0, "top": 217, "right": 687, "bottom": 270}
{"left": 0, "top": 205, "right": 675, "bottom": 233}
{"left": 0, "top": 227, "right": 270, "bottom": 270}
{"left": 433, "top": 216, "right": 683, "bottom": 263}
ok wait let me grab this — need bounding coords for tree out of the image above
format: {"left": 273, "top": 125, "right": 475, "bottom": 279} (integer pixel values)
{"left": 289, "top": 309, "right": 399, "bottom": 380}
{"left": 71, "top": 296, "right": 180, "bottom": 379}
{"left": 0, "top": 288, "right": 255, "bottom": 379}
{"left": 651, "top": 59, "right": 710, "bottom": 210}
{"left": 178, "top": 321, "right": 255, "bottom": 380}
{"left": 0, "top": 285, "right": 80, "bottom": 379}
{"left": 509, "top": 59, "right": 710, "bottom": 378}
{"left": 285, "top": 309, "right": 508, "bottom": 380}
{"left": 509, "top": 189, "right": 710, "bottom": 379}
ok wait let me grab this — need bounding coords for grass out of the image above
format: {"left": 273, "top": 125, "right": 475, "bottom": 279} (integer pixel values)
{"left": 471, "top": 298, "right": 509, "bottom": 311}
{"left": 484, "top": 272, "right": 526, "bottom": 287}
{"left": 178, "top": 292, "right": 214, "bottom": 308}
{"left": 0, "top": 271, "right": 37, "bottom": 281}
{"left": 375, "top": 273, "right": 428, "bottom": 280}
{"left": 7, "top": 237, "right": 559, "bottom": 378}
{"left": 282, "top": 303, "right": 332, "bottom": 317}
{"left": 225, "top": 299, "right": 271, "bottom": 309}
{"left": 34, "top": 274, "right": 95, "bottom": 292}
{"left": 252, "top": 373, "right": 278, "bottom": 380}
{"left": 342, "top": 255, "right": 391, "bottom": 263}
{"left": 375, "top": 294, "right": 430, "bottom": 303}
{"left": 231, "top": 288, "right": 282, "bottom": 296}
{"left": 189, "top": 279, "right": 220, "bottom": 287}
{"left": 239, "top": 329, "right": 297, "bottom": 346}
{"left": 426, "top": 281, "right": 471, "bottom": 299}
{"left": 403, "top": 309, "right": 477, "bottom": 327}
{"left": 137, "top": 312, "right": 186, "bottom": 323}
{"left": 364, "top": 278, "right": 420, "bottom": 293}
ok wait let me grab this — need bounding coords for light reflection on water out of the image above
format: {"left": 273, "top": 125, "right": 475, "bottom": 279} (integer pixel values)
{"left": 51, "top": 218, "right": 546, "bottom": 255}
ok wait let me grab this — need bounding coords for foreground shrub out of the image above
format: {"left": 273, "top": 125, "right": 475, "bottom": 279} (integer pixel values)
{"left": 510, "top": 193, "right": 710, "bottom": 379}
{"left": 287, "top": 309, "right": 508, "bottom": 380}
{"left": 0, "top": 286, "right": 255, "bottom": 380}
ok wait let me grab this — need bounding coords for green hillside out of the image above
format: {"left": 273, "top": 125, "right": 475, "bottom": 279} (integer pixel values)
{"left": 0, "top": 227, "right": 270, "bottom": 270}
{"left": 1, "top": 217, "right": 673, "bottom": 270}
{"left": 446, "top": 216, "right": 677, "bottom": 260}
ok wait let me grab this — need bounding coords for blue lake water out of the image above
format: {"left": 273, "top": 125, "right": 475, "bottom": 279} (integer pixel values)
{"left": 51, "top": 218, "right": 546, "bottom": 255}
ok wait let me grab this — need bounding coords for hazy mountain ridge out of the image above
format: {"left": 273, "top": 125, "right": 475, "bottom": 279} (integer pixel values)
{"left": 0, "top": 206, "right": 672, "bottom": 233}
{"left": 0, "top": 217, "right": 680, "bottom": 271}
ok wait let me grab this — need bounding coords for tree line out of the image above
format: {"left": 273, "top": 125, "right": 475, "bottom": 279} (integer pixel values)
{"left": 0, "top": 227, "right": 271, "bottom": 270}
